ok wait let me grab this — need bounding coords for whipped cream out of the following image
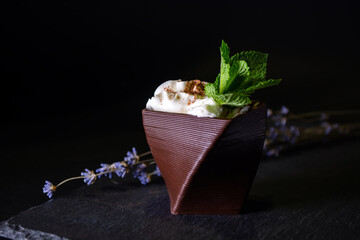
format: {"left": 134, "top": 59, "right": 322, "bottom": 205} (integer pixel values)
{"left": 146, "top": 80, "right": 223, "bottom": 118}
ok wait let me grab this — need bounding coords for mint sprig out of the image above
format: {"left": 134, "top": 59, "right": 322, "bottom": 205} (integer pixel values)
{"left": 205, "top": 40, "right": 282, "bottom": 107}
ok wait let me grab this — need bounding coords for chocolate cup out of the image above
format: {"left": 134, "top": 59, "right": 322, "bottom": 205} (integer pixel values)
{"left": 142, "top": 103, "right": 267, "bottom": 215}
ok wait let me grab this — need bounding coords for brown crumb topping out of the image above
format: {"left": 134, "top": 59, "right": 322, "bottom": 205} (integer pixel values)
{"left": 164, "top": 86, "right": 174, "bottom": 93}
{"left": 183, "top": 79, "right": 206, "bottom": 96}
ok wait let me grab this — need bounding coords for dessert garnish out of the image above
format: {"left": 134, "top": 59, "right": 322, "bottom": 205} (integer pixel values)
{"left": 147, "top": 40, "right": 282, "bottom": 118}
{"left": 205, "top": 40, "right": 281, "bottom": 108}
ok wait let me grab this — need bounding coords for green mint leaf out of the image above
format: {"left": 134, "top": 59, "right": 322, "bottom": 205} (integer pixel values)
{"left": 232, "top": 51, "right": 268, "bottom": 89}
{"left": 219, "top": 40, "right": 231, "bottom": 94}
{"left": 209, "top": 91, "right": 251, "bottom": 107}
{"left": 213, "top": 73, "right": 220, "bottom": 90}
{"left": 232, "top": 50, "right": 267, "bottom": 64}
{"left": 225, "top": 60, "right": 250, "bottom": 93}
{"left": 243, "top": 79, "right": 282, "bottom": 93}
{"left": 204, "top": 82, "right": 218, "bottom": 99}
{"left": 223, "top": 92, "right": 251, "bottom": 107}
{"left": 206, "top": 41, "right": 282, "bottom": 109}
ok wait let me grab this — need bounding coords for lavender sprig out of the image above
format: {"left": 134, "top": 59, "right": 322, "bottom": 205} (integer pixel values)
{"left": 95, "top": 162, "right": 128, "bottom": 178}
{"left": 264, "top": 106, "right": 360, "bottom": 157}
{"left": 43, "top": 148, "right": 157, "bottom": 198}
{"left": 264, "top": 106, "right": 300, "bottom": 157}
{"left": 43, "top": 107, "right": 360, "bottom": 198}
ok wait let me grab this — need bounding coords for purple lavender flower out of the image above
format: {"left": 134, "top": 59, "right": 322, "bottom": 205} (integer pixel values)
{"left": 133, "top": 163, "right": 147, "bottom": 178}
{"left": 280, "top": 106, "right": 289, "bottom": 115}
{"left": 268, "top": 105, "right": 289, "bottom": 128}
{"left": 320, "top": 113, "right": 329, "bottom": 121}
{"left": 96, "top": 163, "right": 113, "bottom": 178}
{"left": 133, "top": 163, "right": 151, "bottom": 185}
{"left": 43, "top": 181, "right": 56, "bottom": 198}
{"left": 321, "top": 122, "right": 339, "bottom": 135}
{"left": 96, "top": 162, "right": 128, "bottom": 178}
{"left": 271, "top": 114, "right": 287, "bottom": 127}
{"left": 81, "top": 169, "right": 97, "bottom": 185}
{"left": 113, "top": 162, "right": 127, "bottom": 178}
{"left": 265, "top": 147, "right": 281, "bottom": 157}
{"left": 154, "top": 166, "right": 161, "bottom": 177}
{"left": 267, "top": 126, "right": 278, "bottom": 141}
{"left": 124, "top": 147, "right": 139, "bottom": 165}
{"left": 289, "top": 126, "right": 300, "bottom": 144}
{"left": 264, "top": 106, "right": 300, "bottom": 157}
{"left": 138, "top": 172, "right": 151, "bottom": 185}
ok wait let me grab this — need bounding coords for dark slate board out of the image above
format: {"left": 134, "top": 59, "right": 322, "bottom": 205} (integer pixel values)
{"left": 1, "top": 141, "right": 360, "bottom": 240}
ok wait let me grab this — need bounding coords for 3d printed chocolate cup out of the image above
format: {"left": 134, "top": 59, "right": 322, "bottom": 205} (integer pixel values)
{"left": 142, "top": 103, "right": 267, "bottom": 215}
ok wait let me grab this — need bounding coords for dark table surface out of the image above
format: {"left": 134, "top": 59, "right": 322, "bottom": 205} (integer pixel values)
{"left": 1, "top": 134, "right": 359, "bottom": 239}
{"left": 2, "top": 1, "right": 360, "bottom": 239}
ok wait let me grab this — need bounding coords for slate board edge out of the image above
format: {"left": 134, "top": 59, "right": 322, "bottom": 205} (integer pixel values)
{"left": 0, "top": 219, "right": 68, "bottom": 240}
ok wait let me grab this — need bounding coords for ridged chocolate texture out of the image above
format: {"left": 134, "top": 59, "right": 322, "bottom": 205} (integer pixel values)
{"left": 142, "top": 103, "right": 267, "bottom": 215}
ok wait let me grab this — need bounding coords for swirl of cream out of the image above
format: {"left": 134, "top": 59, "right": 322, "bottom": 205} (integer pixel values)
{"left": 146, "top": 80, "right": 223, "bottom": 118}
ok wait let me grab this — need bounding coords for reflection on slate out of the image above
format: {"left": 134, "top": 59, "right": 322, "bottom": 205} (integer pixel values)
{"left": 1, "top": 141, "right": 360, "bottom": 240}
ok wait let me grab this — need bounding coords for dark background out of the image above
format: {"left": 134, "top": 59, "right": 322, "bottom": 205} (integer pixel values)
{"left": 1, "top": 0, "right": 359, "bottom": 221}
